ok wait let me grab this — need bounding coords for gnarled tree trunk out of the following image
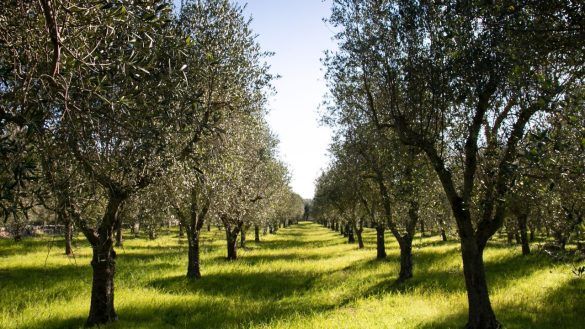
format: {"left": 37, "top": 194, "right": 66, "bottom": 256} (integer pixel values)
{"left": 398, "top": 200, "right": 419, "bottom": 281}
{"left": 87, "top": 242, "right": 117, "bottom": 326}
{"left": 398, "top": 236, "right": 413, "bottom": 281}
{"left": 227, "top": 233, "right": 237, "bottom": 260}
{"left": 225, "top": 221, "right": 242, "bottom": 260}
{"left": 85, "top": 194, "right": 125, "bottom": 327}
{"left": 377, "top": 170, "right": 418, "bottom": 282}
{"left": 187, "top": 230, "right": 201, "bottom": 279}
{"left": 461, "top": 238, "right": 499, "bottom": 329}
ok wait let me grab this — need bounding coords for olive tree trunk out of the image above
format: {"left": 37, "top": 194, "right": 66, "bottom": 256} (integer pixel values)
{"left": 85, "top": 195, "right": 125, "bottom": 327}
{"left": 375, "top": 224, "right": 386, "bottom": 259}
{"left": 225, "top": 222, "right": 242, "bottom": 261}
{"left": 254, "top": 225, "right": 260, "bottom": 242}
{"left": 64, "top": 216, "right": 73, "bottom": 256}
{"left": 517, "top": 214, "right": 530, "bottom": 255}
{"left": 115, "top": 220, "right": 123, "bottom": 247}
{"left": 398, "top": 237, "right": 413, "bottom": 281}
{"left": 240, "top": 228, "right": 246, "bottom": 248}
{"left": 441, "top": 228, "right": 448, "bottom": 242}
{"left": 187, "top": 230, "right": 202, "bottom": 279}
{"left": 355, "top": 224, "right": 364, "bottom": 249}
{"left": 87, "top": 242, "right": 117, "bottom": 326}
{"left": 460, "top": 237, "right": 499, "bottom": 329}
{"left": 347, "top": 226, "right": 355, "bottom": 243}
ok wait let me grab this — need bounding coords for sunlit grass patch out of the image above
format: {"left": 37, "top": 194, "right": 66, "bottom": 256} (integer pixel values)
{"left": 0, "top": 222, "right": 583, "bottom": 328}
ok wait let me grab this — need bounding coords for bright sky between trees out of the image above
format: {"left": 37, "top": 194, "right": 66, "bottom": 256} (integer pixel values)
{"left": 237, "top": 0, "right": 336, "bottom": 199}
{"left": 173, "top": 0, "right": 336, "bottom": 199}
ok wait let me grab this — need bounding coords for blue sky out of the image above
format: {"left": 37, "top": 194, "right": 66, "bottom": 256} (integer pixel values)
{"left": 237, "top": 0, "right": 335, "bottom": 199}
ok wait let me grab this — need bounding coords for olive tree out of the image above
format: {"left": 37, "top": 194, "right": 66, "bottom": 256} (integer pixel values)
{"left": 326, "top": 1, "right": 583, "bottom": 327}
{"left": 1, "top": 0, "right": 261, "bottom": 325}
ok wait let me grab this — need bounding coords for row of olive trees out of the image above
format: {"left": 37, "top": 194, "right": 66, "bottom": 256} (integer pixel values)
{"left": 0, "top": 0, "right": 302, "bottom": 326}
{"left": 314, "top": 1, "right": 583, "bottom": 328}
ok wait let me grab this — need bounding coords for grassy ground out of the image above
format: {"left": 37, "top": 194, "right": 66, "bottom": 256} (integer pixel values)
{"left": 0, "top": 221, "right": 583, "bottom": 329}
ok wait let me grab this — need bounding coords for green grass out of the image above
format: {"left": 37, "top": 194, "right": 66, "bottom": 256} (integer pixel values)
{"left": 0, "top": 222, "right": 583, "bottom": 328}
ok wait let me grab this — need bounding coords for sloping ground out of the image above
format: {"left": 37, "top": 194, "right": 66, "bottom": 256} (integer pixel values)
{"left": 0, "top": 222, "right": 583, "bottom": 328}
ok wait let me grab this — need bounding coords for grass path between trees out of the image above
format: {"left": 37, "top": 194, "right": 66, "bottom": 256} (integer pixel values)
{"left": 0, "top": 221, "right": 583, "bottom": 328}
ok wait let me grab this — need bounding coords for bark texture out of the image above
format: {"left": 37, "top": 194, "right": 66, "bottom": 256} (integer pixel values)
{"left": 85, "top": 195, "right": 125, "bottom": 327}
{"left": 187, "top": 230, "right": 201, "bottom": 279}
{"left": 398, "top": 237, "right": 413, "bottom": 281}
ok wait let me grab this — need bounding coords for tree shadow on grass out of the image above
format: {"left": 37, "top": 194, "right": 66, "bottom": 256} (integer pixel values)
{"left": 0, "top": 249, "right": 190, "bottom": 316}
{"left": 506, "top": 277, "right": 585, "bottom": 329}
{"left": 340, "top": 248, "right": 555, "bottom": 299}
{"left": 148, "top": 269, "right": 317, "bottom": 301}
{"left": 0, "top": 237, "right": 81, "bottom": 257}
{"left": 412, "top": 239, "right": 457, "bottom": 249}
{"left": 112, "top": 291, "right": 337, "bottom": 329}
{"left": 415, "top": 278, "right": 585, "bottom": 329}
{"left": 0, "top": 264, "right": 91, "bottom": 316}
{"left": 24, "top": 296, "right": 334, "bottom": 329}
{"left": 26, "top": 316, "right": 87, "bottom": 329}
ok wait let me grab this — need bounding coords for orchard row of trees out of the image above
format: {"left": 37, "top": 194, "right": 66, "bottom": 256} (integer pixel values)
{"left": 1, "top": 0, "right": 303, "bottom": 326}
{"left": 313, "top": 1, "right": 583, "bottom": 329}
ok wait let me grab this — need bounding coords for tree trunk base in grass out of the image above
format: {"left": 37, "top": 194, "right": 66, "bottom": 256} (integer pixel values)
{"left": 376, "top": 226, "right": 386, "bottom": 259}
{"left": 464, "top": 318, "right": 502, "bottom": 329}
{"left": 347, "top": 224, "right": 355, "bottom": 243}
{"left": 398, "top": 239, "right": 413, "bottom": 282}
{"left": 225, "top": 224, "right": 240, "bottom": 260}
{"left": 254, "top": 225, "right": 260, "bottom": 242}
{"left": 187, "top": 231, "right": 202, "bottom": 279}
{"left": 441, "top": 229, "right": 447, "bottom": 242}
{"left": 178, "top": 224, "right": 184, "bottom": 238}
{"left": 227, "top": 239, "right": 237, "bottom": 260}
{"left": 461, "top": 239, "right": 500, "bottom": 329}
{"left": 517, "top": 214, "right": 530, "bottom": 255}
{"left": 86, "top": 246, "right": 117, "bottom": 327}
{"left": 356, "top": 228, "right": 364, "bottom": 249}
{"left": 240, "top": 229, "right": 246, "bottom": 249}
{"left": 65, "top": 219, "right": 73, "bottom": 256}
